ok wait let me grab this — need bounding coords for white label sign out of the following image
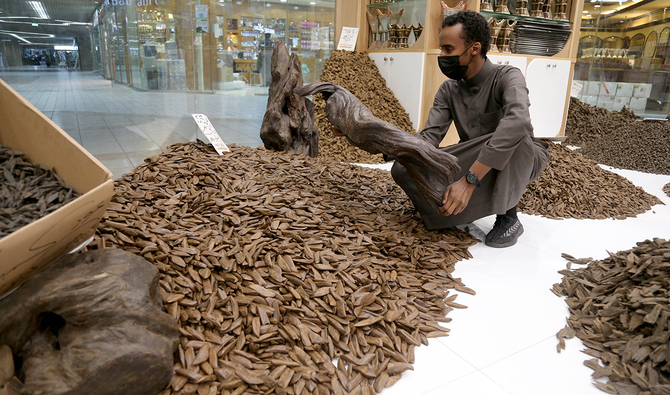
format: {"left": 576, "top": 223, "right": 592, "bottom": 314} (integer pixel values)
{"left": 337, "top": 27, "right": 359, "bottom": 51}
{"left": 570, "top": 81, "right": 583, "bottom": 98}
{"left": 195, "top": 5, "right": 208, "bottom": 33}
{"left": 192, "top": 114, "right": 230, "bottom": 155}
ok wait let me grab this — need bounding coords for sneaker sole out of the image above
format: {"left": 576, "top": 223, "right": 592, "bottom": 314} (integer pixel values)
{"left": 485, "top": 226, "right": 524, "bottom": 248}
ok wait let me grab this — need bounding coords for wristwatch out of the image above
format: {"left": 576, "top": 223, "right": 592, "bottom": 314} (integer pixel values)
{"left": 465, "top": 171, "right": 481, "bottom": 188}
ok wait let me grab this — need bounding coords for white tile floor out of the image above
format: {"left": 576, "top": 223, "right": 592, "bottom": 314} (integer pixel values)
{"left": 3, "top": 68, "right": 670, "bottom": 395}
{"left": 0, "top": 68, "right": 267, "bottom": 178}
{"left": 368, "top": 163, "right": 670, "bottom": 395}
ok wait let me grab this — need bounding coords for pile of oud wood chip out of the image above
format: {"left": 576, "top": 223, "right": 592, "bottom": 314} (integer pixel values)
{"left": 314, "top": 50, "right": 414, "bottom": 164}
{"left": 664, "top": 182, "right": 670, "bottom": 198}
{"left": 565, "top": 98, "right": 670, "bottom": 175}
{"left": 564, "top": 97, "right": 641, "bottom": 146}
{"left": 86, "top": 142, "right": 479, "bottom": 395}
{"left": 0, "top": 144, "right": 79, "bottom": 238}
{"left": 518, "top": 143, "right": 662, "bottom": 220}
{"left": 553, "top": 238, "right": 670, "bottom": 395}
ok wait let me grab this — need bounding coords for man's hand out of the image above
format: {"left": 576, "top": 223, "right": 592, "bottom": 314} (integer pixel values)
{"left": 440, "top": 176, "right": 476, "bottom": 216}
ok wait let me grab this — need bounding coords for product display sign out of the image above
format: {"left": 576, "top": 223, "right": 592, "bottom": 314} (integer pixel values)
{"left": 192, "top": 114, "right": 230, "bottom": 155}
{"left": 195, "top": 5, "right": 208, "bottom": 33}
{"left": 571, "top": 81, "right": 583, "bottom": 98}
{"left": 337, "top": 27, "right": 359, "bottom": 51}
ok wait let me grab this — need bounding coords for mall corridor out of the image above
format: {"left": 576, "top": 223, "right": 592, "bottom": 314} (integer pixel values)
{"left": 0, "top": 67, "right": 267, "bottom": 177}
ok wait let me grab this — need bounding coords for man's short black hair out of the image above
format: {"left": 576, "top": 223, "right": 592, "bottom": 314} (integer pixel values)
{"left": 442, "top": 10, "right": 491, "bottom": 58}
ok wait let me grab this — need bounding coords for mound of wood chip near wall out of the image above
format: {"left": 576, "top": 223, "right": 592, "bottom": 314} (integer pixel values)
{"left": 86, "top": 142, "right": 479, "bottom": 395}
{"left": 553, "top": 238, "right": 670, "bottom": 394}
{"left": 518, "top": 144, "right": 662, "bottom": 220}
{"left": 565, "top": 98, "right": 670, "bottom": 175}
{"left": 564, "top": 97, "right": 641, "bottom": 147}
{"left": 314, "top": 50, "right": 414, "bottom": 164}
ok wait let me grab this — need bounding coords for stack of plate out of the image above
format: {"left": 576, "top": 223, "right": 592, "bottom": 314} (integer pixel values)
{"left": 509, "top": 19, "right": 572, "bottom": 56}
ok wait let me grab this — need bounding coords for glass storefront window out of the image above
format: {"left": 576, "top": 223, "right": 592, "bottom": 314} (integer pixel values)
{"left": 575, "top": 1, "right": 670, "bottom": 117}
{"left": 96, "top": 0, "right": 336, "bottom": 92}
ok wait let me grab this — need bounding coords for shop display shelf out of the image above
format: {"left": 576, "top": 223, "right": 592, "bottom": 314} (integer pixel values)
{"left": 481, "top": 10, "right": 572, "bottom": 24}
{"left": 367, "top": 0, "right": 425, "bottom": 7}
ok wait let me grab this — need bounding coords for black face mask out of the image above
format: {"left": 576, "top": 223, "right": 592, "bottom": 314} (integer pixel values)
{"left": 438, "top": 43, "right": 475, "bottom": 80}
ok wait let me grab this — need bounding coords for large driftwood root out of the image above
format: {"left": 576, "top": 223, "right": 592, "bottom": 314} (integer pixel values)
{"left": 295, "top": 82, "right": 460, "bottom": 205}
{"left": 260, "top": 41, "right": 318, "bottom": 157}
{"left": 0, "top": 249, "right": 179, "bottom": 395}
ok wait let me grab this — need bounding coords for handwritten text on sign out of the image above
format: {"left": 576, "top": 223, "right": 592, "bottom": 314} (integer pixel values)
{"left": 192, "top": 114, "right": 230, "bottom": 155}
{"left": 337, "top": 27, "right": 359, "bottom": 51}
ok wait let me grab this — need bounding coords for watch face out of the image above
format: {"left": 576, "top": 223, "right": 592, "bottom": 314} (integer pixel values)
{"left": 467, "top": 172, "right": 477, "bottom": 183}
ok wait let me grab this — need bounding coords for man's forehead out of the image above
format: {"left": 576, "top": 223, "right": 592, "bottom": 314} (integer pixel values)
{"left": 440, "top": 24, "right": 464, "bottom": 46}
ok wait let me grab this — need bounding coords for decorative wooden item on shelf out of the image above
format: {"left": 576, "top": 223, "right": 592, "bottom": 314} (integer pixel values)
{"left": 514, "top": 0, "right": 530, "bottom": 16}
{"left": 412, "top": 23, "right": 423, "bottom": 41}
{"left": 495, "top": 0, "right": 510, "bottom": 14}
{"left": 376, "top": 8, "right": 391, "bottom": 49}
{"left": 530, "top": 0, "right": 544, "bottom": 17}
{"left": 389, "top": 23, "right": 399, "bottom": 48}
{"left": 399, "top": 24, "right": 412, "bottom": 48}
{"left": 497, "top": 19, "right": 517, "bottom": 53}
{"left": 542, "top": 0, "right": 552, "bottom": 18}
{"left": 441, "top": 1, "right": 467, "bottom": 18}
{"left": 488, "top": 18, "right": 505, "bottom": 52}
{"left": 553, "top": 0, "right": 568, "bottom": 21}
{"left": 366, "top": 11, "right": 379, "bottom": 49}
{"left": 481, "top": 0, "right": 494, "bottom": 12}
{"left": 390, "top": 8, "right": 404, "bottom": 25}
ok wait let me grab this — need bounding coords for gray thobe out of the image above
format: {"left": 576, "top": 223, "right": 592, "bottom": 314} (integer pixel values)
{"left": 391, "top": 58, "right": 549, "bottom": 230}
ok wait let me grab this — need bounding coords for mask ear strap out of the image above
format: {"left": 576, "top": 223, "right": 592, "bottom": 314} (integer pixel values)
{"left": 465, "top": 43, "right": 477, "bottom": 66}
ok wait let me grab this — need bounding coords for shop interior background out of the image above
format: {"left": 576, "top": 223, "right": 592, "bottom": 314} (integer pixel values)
{"left": 575, "top": 0, "right": 670, "bottom": 118}
{"left": 0, "top": 0, "right": 337, "bottom": 177}
{"left": 1, "top": 0, "right": 670, "bottom": 177}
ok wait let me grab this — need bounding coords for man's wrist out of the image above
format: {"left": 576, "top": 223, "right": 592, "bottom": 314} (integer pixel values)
{"left": 465, "top": 171, "right": 482, "bottom": 188}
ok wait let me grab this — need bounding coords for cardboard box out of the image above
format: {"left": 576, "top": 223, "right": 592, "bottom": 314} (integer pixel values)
{"left": 0, "top": 78, "right": 114, "bottom": 298}
{"left": 633, "top": 83, "right": 652, "bottom": 98}
{"left": 629, "top": 97, "right": 647, "bottom": 112}
{"left": 615, "top": 82, "right": 634, "bottom": 98}
{"left": 599, "top": 81, "right": 617, "bottom": 97}
{"left": 613, "top": 96, "right": 631, "bottom": 111}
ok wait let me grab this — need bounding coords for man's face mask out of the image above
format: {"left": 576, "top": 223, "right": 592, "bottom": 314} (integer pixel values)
{"left": 438, "top": 42, "right": 475, "bottom": 81}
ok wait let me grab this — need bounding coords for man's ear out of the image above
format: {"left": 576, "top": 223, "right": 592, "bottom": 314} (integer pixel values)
{"left": 472, "top": 41, "right": 482, "bottom": 56}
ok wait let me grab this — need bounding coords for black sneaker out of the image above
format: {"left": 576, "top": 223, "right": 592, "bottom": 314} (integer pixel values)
{"left": 485, "top": 215, "right": 524, "bottom": 248}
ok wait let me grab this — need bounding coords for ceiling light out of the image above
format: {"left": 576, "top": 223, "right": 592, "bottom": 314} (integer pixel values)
{"left": 594, "top": 4, "right": 600, "bottom": 7}
{"left": 280, "top": 0, "right": 287, "bottom": 2}
{"left": 0, "top": 32, "right": 31, "bottom": 43}
{"left": 583, "top": 10, "right": 588, "bottom": 13}
{"left": 28, "top": 1, "right": 49, "bottom": 19}
{"left": 310, "top": 1, "right": 316, "bottom": 4}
